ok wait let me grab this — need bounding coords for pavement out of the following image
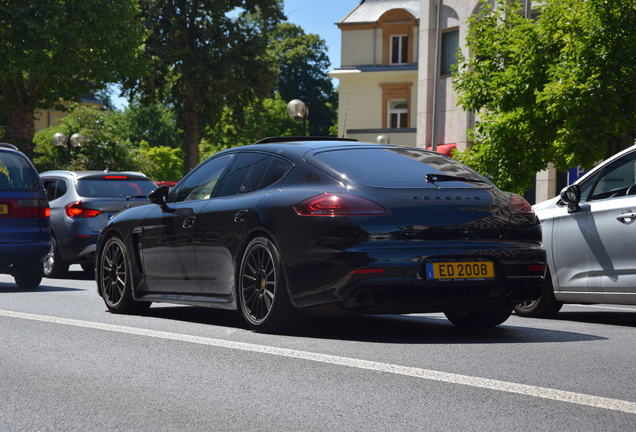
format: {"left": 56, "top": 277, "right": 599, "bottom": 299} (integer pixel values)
{"left": 1, "top": 266, "right": 635, "bottom": 431}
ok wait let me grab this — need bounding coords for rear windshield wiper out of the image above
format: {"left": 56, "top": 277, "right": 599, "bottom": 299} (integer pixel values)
{"left": 425, "top": 173, "right": 487, "bottom": 184}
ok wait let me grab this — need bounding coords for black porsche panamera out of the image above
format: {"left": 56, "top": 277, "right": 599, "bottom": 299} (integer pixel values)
{"left": 96, "top": 137, "right": 545, "bottom": 332}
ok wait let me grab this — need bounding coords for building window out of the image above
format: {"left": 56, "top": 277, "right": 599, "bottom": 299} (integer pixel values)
{"left": 388, "top": 99, "right": 408, "bottom": 128}
{"left": 441, "top": 29, "right": 459, "bottom": 76}
{"left": 390, "top": 35, "right": 408, "bottom": 64}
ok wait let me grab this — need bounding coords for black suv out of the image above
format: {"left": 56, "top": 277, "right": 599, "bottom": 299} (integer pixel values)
{"left": 40, "top": 171, "right": 156, "bottom": 276}
{"left": 0, "top": 143, "right": 50, "bottom": 289}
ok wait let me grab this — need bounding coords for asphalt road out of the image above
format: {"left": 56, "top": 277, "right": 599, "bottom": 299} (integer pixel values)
{"left": 1, "top": 266, "right": 635, "bottom": 431}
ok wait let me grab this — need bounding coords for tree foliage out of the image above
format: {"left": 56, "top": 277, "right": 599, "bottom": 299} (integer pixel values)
{"left": 0, "top": 0, "right": 143, "bottom": 154}
{"left": 453, "top": 0, "right": 636, "bottom": 193}
{"left": 270, "top": 23, "right": 337, "bottom": 136}
{"left": 32, "top": 105, "right": 184, "bottom": 181}
{"left": 201, "top": 93, "right": 298, "bottom": 159}
{"left": 127, "top": 0, "right": 284, "bottom": 170}
{"left": 118, "top": 99, "right": 183, "bottom": 149}
{"left": 33, "top": 106, "right": 139, "bottom": 172}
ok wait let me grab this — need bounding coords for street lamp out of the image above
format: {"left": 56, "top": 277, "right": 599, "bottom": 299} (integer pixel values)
{"left": 376, "top": 135, "right": 391, "bottom": 144}
{"left": 53, "top": 132, "right": 85, "bottom": 150}
{"left": 287, "top": 99, "right": 309, "bottom": 136}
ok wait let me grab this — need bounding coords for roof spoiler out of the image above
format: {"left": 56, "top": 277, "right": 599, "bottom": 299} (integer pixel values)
{"left": 254, "top": 136, "right": 358, "bottom": 144}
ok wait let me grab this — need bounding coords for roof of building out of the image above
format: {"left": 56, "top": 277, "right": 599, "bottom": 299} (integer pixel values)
{"left": 338, "top": 0, "right": 420, "bottom": 25}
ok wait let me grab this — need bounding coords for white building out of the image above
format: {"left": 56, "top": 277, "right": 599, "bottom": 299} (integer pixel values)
{"left": 330, "top": 0, "right": 561, "bottom": 203}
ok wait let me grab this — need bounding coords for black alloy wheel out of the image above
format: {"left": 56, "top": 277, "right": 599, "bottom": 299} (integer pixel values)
{"left": 238, "top": 237, "right": 295, "bottom": 333}
{"left": 43, "top": 237, "right": 68, "bottom": 278}
{"left": 99, "top": 236, "right": 149, "bottom": 314}
{"left": 514, "top": 270, "right": 563, "bottom": 317}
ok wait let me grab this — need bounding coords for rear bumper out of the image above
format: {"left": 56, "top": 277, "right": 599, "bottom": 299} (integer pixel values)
{"left": 286, "top": 240, "right": 545, "bottom": 313}
{"left": 0, "top": 242, "right": 49, "bottom": 270}
{"left": 57, "top": 234, "right": 98, "bottom": 263}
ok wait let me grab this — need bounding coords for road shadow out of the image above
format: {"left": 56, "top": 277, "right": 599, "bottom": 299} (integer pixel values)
{"left": 0, "top": 282, "right": 84, "bottom": 293}
{"left": 45, "top": 271, "right": 94, "bottom": 281}
{"left": 550, "top": 311, "right": 636, "bottom": 328}
{"left": 140, "top": 306, "right": 604, "bottom": 344}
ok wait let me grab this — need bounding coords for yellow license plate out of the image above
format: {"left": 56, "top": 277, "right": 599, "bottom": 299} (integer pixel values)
{"left": 426, "top": 261, "right": 495, "bottom": 280}
{"left": 0, "top": 204, "right": 8, "bottom": 215}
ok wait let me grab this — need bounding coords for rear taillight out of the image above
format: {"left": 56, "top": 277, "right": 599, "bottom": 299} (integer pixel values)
{"left": 0, "top": 199, "right": 50, "bottom": 218}
{"left": 507, "top": 194, "right": 534, "bottom": 215}
{"left": 293, "top": 193, "right": 385, "bottom": 216}
{"left": 65, "top": 201, "right": 102, "bottom": 218}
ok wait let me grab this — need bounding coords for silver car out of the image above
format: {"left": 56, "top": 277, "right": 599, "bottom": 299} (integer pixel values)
{"left": 515, "top": 144, "right": 636, "bottom": 317}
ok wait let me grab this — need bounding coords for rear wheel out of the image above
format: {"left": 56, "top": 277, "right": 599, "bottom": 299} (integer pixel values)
{"left": 445, "top": 304, "right": 513, "bottom": 328}
{"left": 514, "top": 270, "right": 563, "bottom": 317}
{"left": 14, "top": 263, "right": 43, "bottom": 290}
{"left": 98, "top": 236, "right": 149, "bottom": 314}
{"left": 237, "top": 237, "right": 296, "bottom": 333}
{"left": 43, "top": 237, "right": 68, "bottom": 278}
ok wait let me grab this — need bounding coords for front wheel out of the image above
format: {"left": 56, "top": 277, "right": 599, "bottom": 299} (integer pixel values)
{"left": 445, "top": 304, "right": 513, "bottom": 328}
{"left": 237, "top": 237, "right": 296, "bottom": 333}
{"left": 43, "top": 237, "right": 68, "bottom": 278}
{"left": 98, "top": 236, "right": 149, "bottom": 314}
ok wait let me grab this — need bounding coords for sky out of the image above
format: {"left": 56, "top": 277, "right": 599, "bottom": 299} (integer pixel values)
{"left": 111, "top": 0, "right": 361, "bottom": 109}
{"left": 283, "top": 0, "right": 360, "bottom": 69}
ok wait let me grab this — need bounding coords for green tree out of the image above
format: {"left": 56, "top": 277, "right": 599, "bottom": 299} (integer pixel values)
{"left": 0, "top": 0, "right": 143, "bottom": 155}
{"left": 201, "top": 93, "right": 298, "bottom": 159}
{"left": 118, "top": 99, "right": 183, "bottom": 149}
{"left": 127, "top": 0, "right": 284, "bottom": 171}
{"left": 270, "top": 23, "right": 337, "bottom": 137}
{"left": 33, "top": 106, "right": 138, "bottom": 172}
{"left": 453, "top": 0, "right": 636, "bottom": 193}
{"left": 138, "top": 140, "right": 184, "bottom": 181}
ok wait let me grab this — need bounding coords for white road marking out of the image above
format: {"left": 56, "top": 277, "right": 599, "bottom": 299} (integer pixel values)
{"left": 1, "top": 309, "right": 635, "bottom": 415}
{"left": 567, "top": 304, "right": 636, "bottom": 312}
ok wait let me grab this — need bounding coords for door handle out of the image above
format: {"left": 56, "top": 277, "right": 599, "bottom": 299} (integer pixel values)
{"left": 234, "top": 209, "right": 249, "bottom": 223}
{"left": 616, "top": 211, "right": 636, "bottom": 224}
{"left": 182, "top": 216, "right": 196, "bottom": 229}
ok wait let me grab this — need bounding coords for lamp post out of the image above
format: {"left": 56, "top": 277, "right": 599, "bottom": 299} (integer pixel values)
{"left": 53, "top": 132, "right": 85, "bottom": 151}
{"left": 287, "top": 99, "right": 309, "bottom": 136}
{"left": 376, "top": 135, "right": 391, "bottom": 144}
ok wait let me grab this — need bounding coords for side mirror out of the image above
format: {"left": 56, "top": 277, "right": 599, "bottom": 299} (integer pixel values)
{"left": 560, "top": 184, "right": 581, "bottom": 213}
{"left": 148, "top": 186, "right": 170, "bottom": 206}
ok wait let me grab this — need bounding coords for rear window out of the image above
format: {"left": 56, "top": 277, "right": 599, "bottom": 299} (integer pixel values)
{"left": 0, "top": 152, "right": 40, "bottom": 191}
{"left": 77, "top": 178, "right": 156, "bottom": 198}
{"left": 313, "top": 148, "right": 489, "bottom": 188}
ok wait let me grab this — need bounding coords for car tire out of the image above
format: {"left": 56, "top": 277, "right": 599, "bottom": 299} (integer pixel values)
{"left": 98, "top": 235, "right": 150, "bottom": 314}
{"left": 444, "top": 304, "right": 513, "bottom": 328}
{"left": 43, "top": 237, "right": 68, "bottom": 278}
{"left": 13, "top": 263, "right": 43, "bottom": 290}
{"left": 237, "top": 236, "right": 297, "bottom": 333}
{"left": 514, "top": 270, "right": 563, "bottom": 318}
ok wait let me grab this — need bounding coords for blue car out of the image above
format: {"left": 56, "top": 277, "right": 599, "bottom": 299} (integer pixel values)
{"left": 0, "top": 143, "right": 50, "bottom": 289}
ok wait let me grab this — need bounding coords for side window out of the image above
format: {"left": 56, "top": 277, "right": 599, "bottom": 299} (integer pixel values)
{"left": 259, "top": 157, "right": 292, "bottom": 190}
{"left": 43, "top": 179, "right": 57, "bottom": 201}
{"left": 55, "top": 179, "right": 68, "bottom": 199}
{"left": 216, "top": 153, "right": 291, "bottom": 197}
{"left": 589, "top": 152, "right": 636, "bottom": 201}
{"left": 168, "top": 154, "right": 232, "bottom": 203}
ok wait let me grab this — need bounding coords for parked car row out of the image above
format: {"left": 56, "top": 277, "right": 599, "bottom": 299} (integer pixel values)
{"left": 2, "top": 137, "right": 635, "bottom": 333}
